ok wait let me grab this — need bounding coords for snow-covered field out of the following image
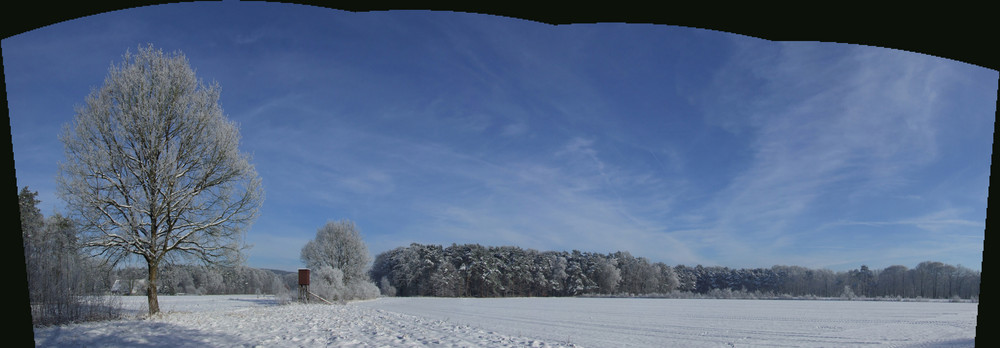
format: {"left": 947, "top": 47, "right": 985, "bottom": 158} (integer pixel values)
{"left": 357, "top": 297, "right": 978, "bottom": 347}
{"left": 33, "top": 295, "right": 978, "bottom": 347}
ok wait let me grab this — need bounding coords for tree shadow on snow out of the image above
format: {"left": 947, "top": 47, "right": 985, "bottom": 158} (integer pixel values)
{"left": 229, "top": 297, "right": 281, "bottom": 306}
{"left": 928, "top": 338, "right": 976, "bottom": 347}
{"left": 35, "top": 321, "right": 251, "bottom": 347}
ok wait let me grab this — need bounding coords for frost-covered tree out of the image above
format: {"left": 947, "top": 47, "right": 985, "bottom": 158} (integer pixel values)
{"left": 368, "top": 242, "right": 979, "bottom": 300}
{"left": 19, "top": 187, "right": 45, "bottom": 244}
{"left": 301, "top": 220, "right": 379, "bottom": 300}
{"left": 58, "top": 45, "right": 264, "bottom": 315}
{"left": 543, "top": 252, "right": 568, "bottom": 295}
{"left": 203, "top": 268, "right": 226, "bottom": 294}
{"left": 592, "top": 256, "right": 621, "bottom": 294}
{"left": 654, "top": 262, "right": 679, "bottom": 293}
{"left": 301, "top": 220, "right": 371, "bottom": 284}
{"left": 20, "top": 187, "right": 120, "bottom": 325}
{"left": 369, "top": 246, "right": 402, "bottom": 292}
{"left": 378, "top": 276, "right": 397, "bottom": 296}
{"left": 20, "top": 188, "right": 45, "bottom": 295}
{"left": 848, "top": 265, "right": 875, "bottom": 298}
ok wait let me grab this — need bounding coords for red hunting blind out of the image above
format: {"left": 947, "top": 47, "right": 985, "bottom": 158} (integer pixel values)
{"left": 298, "top": 269, "right": 310, "bottom": 285}
{"left": 295, "top": 268, "right": 334, "bottom": 304}
{"left": 298, "top": 268, "right": 310, "bottom": 303}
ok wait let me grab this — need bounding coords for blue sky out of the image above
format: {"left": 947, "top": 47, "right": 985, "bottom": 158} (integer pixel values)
{"left": 3, "top": 3, "right": 995, "bottom": 272}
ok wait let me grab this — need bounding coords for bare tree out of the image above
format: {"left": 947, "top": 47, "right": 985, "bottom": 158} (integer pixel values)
{"left": 58, "top": 44, "right": 264, "bottom": 315}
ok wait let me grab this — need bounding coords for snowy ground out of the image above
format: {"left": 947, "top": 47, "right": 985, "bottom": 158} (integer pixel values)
{"left": 357, "top": 297, "right": 978, "bottom": 347}
{"left": 33, "top": 295, "right": 569, "bottom": 347}
{"left": 33, "top": 295, "right": 977, "bottom": 347}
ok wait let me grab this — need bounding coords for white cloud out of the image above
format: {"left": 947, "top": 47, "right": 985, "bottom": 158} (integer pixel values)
{"left": 500, "top": 121, "right": 528, "bottom": 137}
{"left": 684, "top": 40, "right": 978, "bottom": 268}
{"left": 337, "top": 170, "right": 395, "bottom": 196}
{"left": 388, "top": 139, "right": 700, "bottom": 265}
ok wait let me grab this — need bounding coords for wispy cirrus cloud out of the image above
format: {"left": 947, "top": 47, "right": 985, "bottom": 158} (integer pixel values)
{"left": 500, "top": 121, "right": 529, "bottom": 137}
{"left": 6, "top": 5, "right": 991, "bottom": 273}
{"left": 691, "top": 40, "right": 986, "bottom": 268}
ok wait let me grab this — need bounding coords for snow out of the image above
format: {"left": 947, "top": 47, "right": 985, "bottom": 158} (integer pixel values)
{"left": 33, "top": 295, "right": 575, "bottom": 347}
{"left": 33, "top": 295, "right": 977, "bottom": 347}
{"left": 356, "top": 297, "right": 978, "bottom": 347}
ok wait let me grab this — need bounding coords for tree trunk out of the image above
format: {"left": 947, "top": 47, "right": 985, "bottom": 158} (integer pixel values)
{"left": 147, "top": 259, "right": 160, "bottom": 315}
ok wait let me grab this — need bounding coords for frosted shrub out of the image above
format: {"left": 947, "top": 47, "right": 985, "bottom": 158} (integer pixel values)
{"left": 707, "top": 288, "right": 731, "bottom": 299}
{"left": 840, "top": 285, "right": 857, "bottom": 300}
{"left": 31, "top": 294, "right": 126, "bottom": 326}
{"left": 311, "top": 266, "right": 346, "bottom": 302}
{"left": 346, "top": 281, "right": 380, "bottom": 300}
{"left": 308, "top": 266, "right": 381, "bottom": 302}
{"left": 379, "top": 276, "right": 397, "bottom": 297}
{"left": 275, "top": 286, "right": 299, "bottom": 305}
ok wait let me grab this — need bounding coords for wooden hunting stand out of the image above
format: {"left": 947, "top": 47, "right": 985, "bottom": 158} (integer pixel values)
{"left": 298, "top": 268, "right": 310, "bottom": 303}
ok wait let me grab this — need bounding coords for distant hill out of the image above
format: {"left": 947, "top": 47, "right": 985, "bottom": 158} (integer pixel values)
{"left": 263, "top": 269, "right": 295, "bottom": 276}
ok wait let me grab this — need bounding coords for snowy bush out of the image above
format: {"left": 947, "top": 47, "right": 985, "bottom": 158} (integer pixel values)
{"left": 346, "top": 280, "right": 380, "bottom": 300}
{"left": 840, "top": 285, "right": 857, "bottom": 300}
{"left": 311, "top": 266, "right": 347, "bottom": 302}
{"left": 379, "top": 276, "right": 397, "bottom": 297}
{"left": 307, "top": 266, "right": 380, "bottom": 302}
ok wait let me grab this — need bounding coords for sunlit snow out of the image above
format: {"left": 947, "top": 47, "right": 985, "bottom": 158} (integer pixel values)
{"left": 33, "top": 295, "right": 977, "bottom": 347}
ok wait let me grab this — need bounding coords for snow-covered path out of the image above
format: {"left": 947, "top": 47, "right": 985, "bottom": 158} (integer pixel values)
{"left": 33, "top": 295, "right": 977, "bottom": 347}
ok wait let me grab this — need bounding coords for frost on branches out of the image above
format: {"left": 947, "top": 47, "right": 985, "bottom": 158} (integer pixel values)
{"left": 58, "top": 44, "right": 264, "bottom": 315}
{"left": 301, "top": 220, "right": 379, "bottom": 301}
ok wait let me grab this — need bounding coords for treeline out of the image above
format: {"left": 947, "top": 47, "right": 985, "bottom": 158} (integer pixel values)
{"left": 370, "top": 243, "right": 678, "bottom": 297}
{"left": 20, "top": 187, "right": 122, "bottom": 326}
{"left": 672, "top": 262, "right": 980, "bottom": 299}
{"left": 112, "top": 264, "right": 291, "bottom": 296}
{"left": 370, "top": 243, "right": 980, "bottom": 300}
{"left": 19, "top": 187, "right": 293, "bottom": 325}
